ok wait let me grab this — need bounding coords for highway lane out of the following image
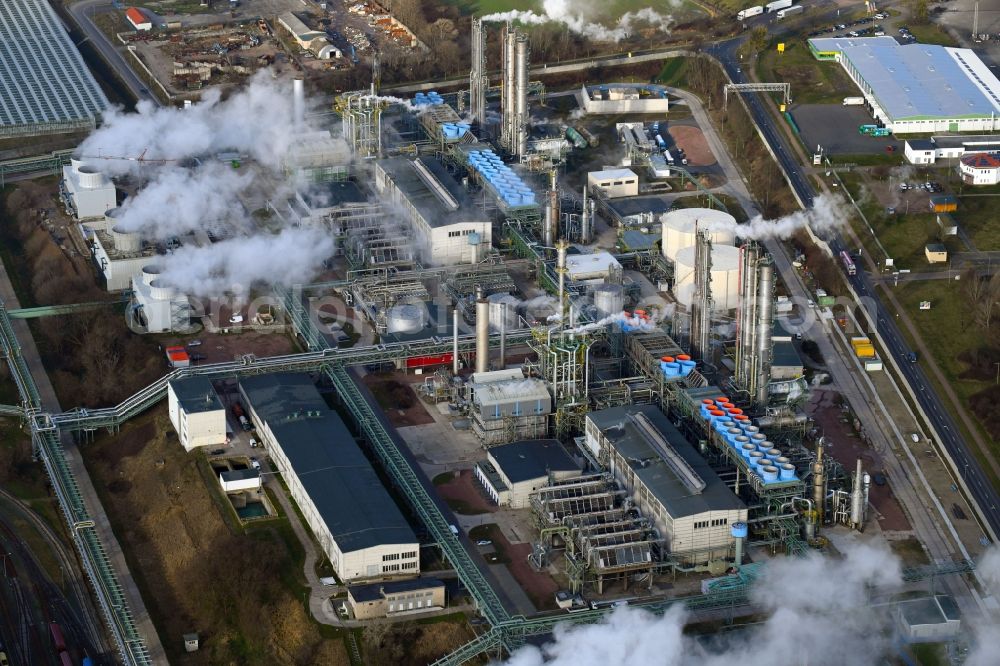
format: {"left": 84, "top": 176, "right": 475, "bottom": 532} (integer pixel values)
{"left": 67, "top": 0, "right": 158, "bottom": 106}
{"left": 706, "top": 37, "right": 1000, "bottom": 542}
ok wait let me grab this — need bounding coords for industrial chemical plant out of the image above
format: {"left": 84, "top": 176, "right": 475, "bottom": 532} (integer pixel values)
{"left": 3, "top": 1, "right": 998, "bottom": 665}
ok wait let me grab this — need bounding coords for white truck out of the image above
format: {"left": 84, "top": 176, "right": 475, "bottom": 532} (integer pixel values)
{"left": 765, "top": 0, "right": 793, "bottom": 12}
{"left": 776, "top": 4, "right": 803, "bottom": 19}
{"left": 737, "top": 5, "right": 764, "bottom": 19}
{"left": 843, "top": 96, "right": 866, "bottom": 106}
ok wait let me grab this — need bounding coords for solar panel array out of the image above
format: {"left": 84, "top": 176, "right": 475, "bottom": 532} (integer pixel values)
{"left": 0, "top": 0, "right": 109, "bottom": 137}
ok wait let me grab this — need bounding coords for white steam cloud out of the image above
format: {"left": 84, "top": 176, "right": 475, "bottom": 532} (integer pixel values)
{"left": 666, "top": 194, "right": 850, "bottom": 242}
{"left": 482, "top": 0, "right": 674, "bottom": 42}
{"left": 159, "top": 227, "right": 336, "bottom": 298}
{"left": 78, "top": 72, "right": 340, "bottom": 296}
{"left": 504, "top": 543, "right": 1000, "bottom": 666}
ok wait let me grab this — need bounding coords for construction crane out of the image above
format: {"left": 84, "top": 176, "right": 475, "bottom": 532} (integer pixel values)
{"left": 77, "top": 148, "right": 180, "bottom": 167}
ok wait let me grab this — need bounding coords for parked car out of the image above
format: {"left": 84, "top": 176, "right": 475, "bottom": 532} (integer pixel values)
{"left": 249, "top": 457, "right": 261, "bottom": 470}
{"left": 229, "top": 314, "right": 244, "bottom": 324}
{"left": 187, "top": 339, "right": 202, "bottom": 347}
{"left": 475, "top": 540, "right": 492, "bottom": 546}
{"left": 249, "top": 437, "right": 258, "bottom": 448}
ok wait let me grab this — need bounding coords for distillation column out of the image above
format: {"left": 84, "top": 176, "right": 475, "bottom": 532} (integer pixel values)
{"left": 754, "top": 258, "right": 775, "bottom": 407}
{"left": 580, "top": 185, "right": 591, "bottom": 244}
{"left": 514, "top": 31, "right": 529, "bottom": 157}
{"left": 469, "top": 18, "right": 487, "bottom": 126}
{"left": 293, "top": 77, "right": 305, "bottom": 129}
{"left": 690, "top": 229, "right": 712, "bottom": 361}
{"left": 544, "top": 169, "right": 559, "bottom": 247}
{"left": 501, "top": 24, "right": 516, "bottom": 151}
{"left": 735, "top": 243, "right": 760, "bottom": 391}
{"left": 556, "top": 239, "right": 568, "bottom": 328}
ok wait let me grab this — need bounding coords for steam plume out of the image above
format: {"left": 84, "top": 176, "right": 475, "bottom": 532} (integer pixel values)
{"left": 482, "top": 0, "right": 674, "bottom": 42}
{"left": 665, "top": 194, "right": 850, "bottom": 242}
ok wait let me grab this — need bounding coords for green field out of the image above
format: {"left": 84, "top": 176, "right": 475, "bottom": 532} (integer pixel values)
{"left": 757, "top": 40, "right": 859, "bottom": 105}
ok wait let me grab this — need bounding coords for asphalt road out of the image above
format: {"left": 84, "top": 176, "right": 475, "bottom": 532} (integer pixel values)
{"left": 707, "top": 33, "right": 1000, "bottom": 542}
{"left": 67, "top": 0, "right": 158, "bottom": 106}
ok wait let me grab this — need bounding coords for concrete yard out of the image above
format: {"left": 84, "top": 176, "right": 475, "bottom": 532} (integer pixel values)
{"left": 792, "top": 103, "right": 904, "bottom": 156}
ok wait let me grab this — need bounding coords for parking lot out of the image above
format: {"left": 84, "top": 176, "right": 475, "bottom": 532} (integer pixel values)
{"left": 792, "top": 103, "right": 903, "bottom": 156}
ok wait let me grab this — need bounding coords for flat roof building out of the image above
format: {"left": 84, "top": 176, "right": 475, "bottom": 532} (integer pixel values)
{"left": 239, "top": 374, "right": 420, "bottom": 583}
{"left": 897, "top": 595, "right": 961, "bottom": 642}
{"left": 585, "top": 405, "right": 747, "bottom": 563}
{"left": 220, "top": 468, "right": 261, "bottom": 493}
{"left": 475, "top": 440, "right": 582, "bottom": 508}
{"left": 347, "top": 578, "right": 445, "bottom": 620}
{"left": 125, "top": 7, "right": 151, "bottom": 31}
{"left": 374, "top": 157, "right": 492, "bottom": 265}
{"left": 167, "top": 377, "right": 226, "bottom": 451}
{"left": 809, "top": 37, "right": 1000, "bottom": 134}
{"left": 0, "top": 0, "right": 110, "bottom": 138}
{"left": 588, "top": 169, "right": 639, "bottom": 199}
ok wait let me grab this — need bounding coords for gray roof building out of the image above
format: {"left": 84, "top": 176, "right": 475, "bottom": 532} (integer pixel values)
{"left": 588, "top": 405, "right": 745, "bottom": 518}
{"left": 168, "top": 377, "right": 223, "bottom": 414}
{"left": 348, "top": 577, "right": 445, "bottom": 603}
{"left": 0, "top": 0, "right": 110, "bottom": 137}
{"left": 238, "top": 373, "right": 329, "bottom": 423}
{"left": 220, "top": 468, "right": 261, "bottom": 483}
{"left": 375, "top": 156, "right": 489, "bottom": 229}
{"left": 489, "top": 440, "right": 580, "bottom": 484}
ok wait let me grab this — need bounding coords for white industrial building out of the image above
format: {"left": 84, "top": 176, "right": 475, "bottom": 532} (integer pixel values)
{"left": 374, "top": 157, "right": 492, "bottom": 265}
{"left": 129, "top": 264, "right": 192, "bottom": 333}
{"left": 585, "top": 405, "right": 747, "bottom": 563}
{"left": 475, "top": 439, "right": 582, "bottom": 508}
{"left": 566, "top": 252, "right": 622, "bottom": 283}
{"left": 468, "top": 375, "right": 551, "bottom": 446}
{"left": 808, "top": 37, "right": 1000, "bottom": 134}
{"left": 219, "top": 468, "right": 261, "bottom": 493}
{"left": 587, "top": 169, "right": 639, "bottom": 198}
{"left": 240, "top": 374, "right": 420, "bottom": 583}
{"left": 167, "top": 377, "right": 226, "bottom": 451}
{"left": 81, "top": 212, "right": 156, "bottom": 291}
{"left": 959, "top": 152, "right": 1000, "bottom": 184}
{"left": 904, "top": 134, "right": 1000, "bottom": 164}
{"left": 60, "top": 160, "right": 116, "bottom": 221}
{"left": 278, "top": 12, "right": 341, "bottom": 59}
{"left": 896, "top": 595, "right": 961, "bottom": 642}
{"left": 579, "top": 85, "right": 670, "bottom": 114}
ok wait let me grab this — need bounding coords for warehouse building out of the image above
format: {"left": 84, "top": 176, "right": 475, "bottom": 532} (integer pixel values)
{"left": 167, "top": 377, "right": 227, "bottom": 451}
{"left": 475, "top": 439, "right": 582, "bottom": 508}
{"left": 239, "top": 374, "right": 420, "bottom": 583}
{"left": 897, "top": 595, "right": 961, "bottom": 642}
{"left": 0, "top": 0, "right": 110, "bottom": 138}
{"left": 60, "top": 160, "right": 117, "bottom": 221}
{"left": 808, "top": 37, "right": 1000, "bottom": 134}
{"left": 347, "top": 578, "right": 446, "bottom": 620}
{"left": 585, "top": 405, "right": 747, "bottom": 563}
{"left": 374, "top": 157, "right": 492, "bottom": 265}
{"left": 959, "top": 152, "right": 1000, "bottom": 185}
{"left": 278, "top": 12, "right": 341, "bottom": 59}
{"left": 579, "top": 84, "right": 670, "bottom": 114}
{"left": 125, "top": 7, "right": 151, "bottom": 31}
{"left": 587, "top": 169, "right": 639, "bottom": 198}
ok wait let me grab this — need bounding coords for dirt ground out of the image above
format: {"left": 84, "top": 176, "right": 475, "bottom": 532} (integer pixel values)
{"left": 491, "top": 528, "right": 559, "bottom": 611}
{"left": 668, "top": 124, "right": 716, "bottom": 167}
{"left": 84, "top": 408, "right": 349, "bottom": 665}
{"left": 435, "top": 470, "right": 496, "bottom": 515}
{"left": 363, "top": 372, "right": 435, "bottom": 427}
{"left": 160, "top": 329, "right": 297, "bottom": 364}
{"left": 806, "top": 389, "right": 911, "bottom": 532}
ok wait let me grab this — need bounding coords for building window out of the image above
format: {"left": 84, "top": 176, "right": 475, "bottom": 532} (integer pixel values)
{"left": 402, "top": 551, "right": 417, "bottom": 559}
{"left": 694, "top": 520, "right": 709, "bottom": 529}
{"left": 711, "top": 518, "right": 729, "bottom": 527}
{"left": 382, "top": 563, "right": 401, "bottom": 573}
{"left": 383, "top": 553, "right": 400, "bottom": 562}
{"left": 402, "top": 561, "right": 417, "bottom": 569}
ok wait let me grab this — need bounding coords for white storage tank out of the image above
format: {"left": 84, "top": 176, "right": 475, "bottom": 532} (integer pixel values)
{"left": 487, "top": 293, "right": 520, "bottom": 332}
{"left": 592, "top": 283, "right": 625, "bottom": 318}
{"left": 673, "top": 244, "right": 741, "bottom": 312}
{"left": 386, "top": 303, "right": 426, "bottom": 334}
{"left": 661, "top": 207, "right": 737, "bottom": 262}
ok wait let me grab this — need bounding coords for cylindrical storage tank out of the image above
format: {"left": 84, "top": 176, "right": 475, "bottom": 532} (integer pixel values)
{"left": 487, "top": 293, "right": 520, "bottom": 332}
{"left": 678, "top": 360, "right": 697, "bottom": 376}
{"left": 725, "top": 428, "right": 742, "bottom": 445}
{"left": 593, "top": 284, "right": 625, "bottom": 318}
{"left": 148, "top": 279, "right": 175, "bottom": 300}
{"left": 76, "top": 164, "right": 105, "bottom": 189}
{"left": 662, "top": 362, "right": 681, "bottom": 377}
{"left": 766, "top": 447, "right": 782, "bottom": 459}
{"left": 780, "top": 464, "right": 797, "bottom": 480}
{"left": 734, "top": 415, "right": 751, "bottom": 426}
{"left": 111, "top": 225, "right": 141, "bottom": 253}
{"left": 726, "top": 407, "right": 743, "bottom": 416}
{"left": 756, "top": 458, "right": 772, "bottom": 473}
{"left": 386, "top": 303, "right": 426, "bottom": 335}
{"left": 141, "top": 264, "right": 162, "bottom": 286}
{"left": 673, "top": 244, "right": 742, "bottom": 312}
{"left": 761, "top": 466, "right": 780, "bottom": 483}
{"left": 740, "top": 442, "right": 756, "bottom": 459}
{"left": 731, "top": 522, "right": 748, "bottom": 539}
{"left": 743, "top": 425, "right": 760, "bottom": 436}
{"left": 749, "top": 451, "right": 764, "bottom": 468}
{"left": 733, "top": 435, "right": 749, "bottom": 450}
{"left": 660, "top": 207, "right": 738, "bottom": 262}
{"left": 774, "top": 456, "right": 791, "bottom": 466}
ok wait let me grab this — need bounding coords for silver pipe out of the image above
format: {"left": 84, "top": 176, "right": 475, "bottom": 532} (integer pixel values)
{"left": 754, "top": 260, "right": 774, "bottom": 406}
{"left": 475, "top": 287, "right": 490, "bottom": 374}
{"left": 453, "top": 307, "right": 460, "bottom": 375}
{"left": 850, "top": 458, "right": 864, "bottom": 529}
{"left": 556, "top": 240, "right": 567, "bottom": 329}
{"left": 499, "top": 303, "right": 507, "bottom": 369}
{"left": 514, "top": 33, "right": 529, "bottom": 156}
{"left": 580, "top": 185, "right": 590, "bottom": 244}
{"left": 293, "top": 78, "right": 305, "bottom": 128}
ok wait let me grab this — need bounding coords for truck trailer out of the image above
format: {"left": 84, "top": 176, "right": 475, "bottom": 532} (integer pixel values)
{"left": 842, "top": 96, "right": 866, "bottom": 106}
{"left": 765, "top": 0, "right": 793, "bottom": 12}
{"left": 737, "top": 5, "right": 764, "bottom": 19}
{"left": 776, "top": 4, "right": 803, "bottom": 18}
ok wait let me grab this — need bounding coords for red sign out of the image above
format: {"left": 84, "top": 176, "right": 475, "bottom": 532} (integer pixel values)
{"left": 406, "top": 352, "right": 453, "bottom": 369}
